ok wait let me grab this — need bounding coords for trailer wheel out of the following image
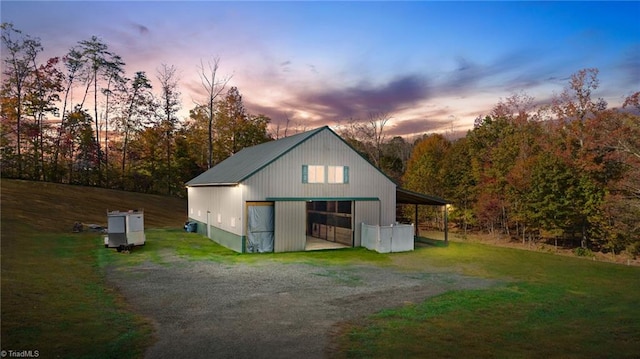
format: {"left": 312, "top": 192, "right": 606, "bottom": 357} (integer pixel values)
{"left": 117, "top": 245, "right": 124, "bottom": 252}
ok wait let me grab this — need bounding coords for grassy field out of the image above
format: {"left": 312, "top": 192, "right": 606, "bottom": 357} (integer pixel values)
{"left": 1, "top": 179, "right": 186, "bottom": 358}
{"left": 332, "top": 241, "right": 640, "bottom": 358}
{"left": 2, "top": 179, "right": 639, "bottom": 358}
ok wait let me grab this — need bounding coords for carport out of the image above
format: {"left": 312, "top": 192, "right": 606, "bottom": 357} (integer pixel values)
{"left": 396, "top": 188, "right": 449, "bottom": 244}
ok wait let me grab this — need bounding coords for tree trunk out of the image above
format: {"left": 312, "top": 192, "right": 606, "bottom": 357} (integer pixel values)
{"left": 93, "top": 70, "right": 101, "bottom": 185}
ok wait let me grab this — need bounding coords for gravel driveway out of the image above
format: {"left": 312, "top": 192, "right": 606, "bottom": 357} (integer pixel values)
{"left": 107, "top": 253, "right": 497, "bottom": 359}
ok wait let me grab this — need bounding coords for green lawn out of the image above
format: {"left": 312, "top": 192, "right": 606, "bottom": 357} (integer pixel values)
{"left": 1, "top": 221, "right": 153, "bottom": 358}
{"left": 1, "top": 180, "right": 185, "bottom": 358}
{"left": 332, "top": 241, "right": 640, "bottom": 358}
{"left": 3, "top": 180, "right": 639, "bottom": 358}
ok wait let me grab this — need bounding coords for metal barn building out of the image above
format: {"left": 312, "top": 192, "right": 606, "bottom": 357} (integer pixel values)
{"left": 186, "top": 126, "right": 445, "bottom": 253}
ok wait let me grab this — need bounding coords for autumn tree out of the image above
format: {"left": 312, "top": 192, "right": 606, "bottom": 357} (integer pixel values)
{"left": 1, "top": 23, "right": 43, "bottom": 178}
{"left": 22, "top": 57, "right": 64, "bottom": 180}
{"left": 586, "top": 94, "right": 640, "bottom": 254}
{"left": 214, "top": 86, "right": 270, "bottom": 161}
{"left": 74, "top": 36, "right": 125, "bottom": 184}
{"left": 380, "top": 136, "right": 413, "bottom": 183}
{"left": 403, "top": 133, "right": 451, "bottom": 228}
{"left": 546, "top": 68, "right": 614, "bottom": 248}
{"left": 466, "top": 115, "right": 514, "bottom": 234}
{"left": 113, "top": 71, "right": 153, "bottom": 187}
{"left": 101, "top": 54, "right": 125, "bottom": 187}
{"left": 64, "top": 105, "right": 99, "bottom": 185}
{"left": 184, "top": 104, "right": 211, "bottom": 171}
{"left": 441, "top": 136, "right": 476, "bottom": 234}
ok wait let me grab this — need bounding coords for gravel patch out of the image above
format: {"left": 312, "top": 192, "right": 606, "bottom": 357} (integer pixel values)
{"left": 107, "top": 255, "right": 498, "bottom": 359}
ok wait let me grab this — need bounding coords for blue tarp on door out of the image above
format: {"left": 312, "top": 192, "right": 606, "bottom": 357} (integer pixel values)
{"left": 247, "top": 204, "right": 274, "bottom": 253}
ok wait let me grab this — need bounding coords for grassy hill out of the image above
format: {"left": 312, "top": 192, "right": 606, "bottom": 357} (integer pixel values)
{"left": 2, "top": 180, "right": 639, "bottom": 358}
{"left": 1, "top": 179, "right": 187, "bottom": 358}
{"left": 1, "top": 179, "right": 187, "bottom": 232}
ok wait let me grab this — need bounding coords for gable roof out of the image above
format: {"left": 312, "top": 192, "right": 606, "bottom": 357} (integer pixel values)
{"left": 186, "top": 127, "right": 326, "bottom": 186}
{"left": 187, "top": 125, "right": 449, "bottom": 205}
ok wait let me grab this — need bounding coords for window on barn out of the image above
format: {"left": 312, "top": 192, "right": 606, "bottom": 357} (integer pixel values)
{"left": 327, "top": 166, "right": 349, "bottom": 184}
{"left": 302, "top": 165, "right": 325, "bottom": 183}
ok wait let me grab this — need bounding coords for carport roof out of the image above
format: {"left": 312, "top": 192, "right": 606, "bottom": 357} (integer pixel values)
{"left": 397, "top": 187, "right": 448, "bottom": 206}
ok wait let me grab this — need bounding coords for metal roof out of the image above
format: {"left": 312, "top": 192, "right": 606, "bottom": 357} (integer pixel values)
{"left": 186, "top": 127, "right": 326, "bottom": 186}
{"left": 396, "top": 187, "right": 448, "bottom": 206}
{"left": 187, "top": 126, "right": 449, "bottom": 206}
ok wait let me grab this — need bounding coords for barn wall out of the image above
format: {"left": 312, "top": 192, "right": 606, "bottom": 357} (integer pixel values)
{"left": 187, "top": 185, "right": 245, "bottom": 251}
{"left": 354, "top": 200, "right": 381, "bottom": 247}
{"left": 187, "top": 218, "right": 244, "bottom": 253}
{"left": 243, "top": 129, "right": 396, "bottom": 225}
{"left": 274, "top": 201, "right": 306, "bottom": 252}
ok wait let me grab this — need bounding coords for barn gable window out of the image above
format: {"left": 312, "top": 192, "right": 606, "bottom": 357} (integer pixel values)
{"left": 303, "top": 165, "right": 349, "bottom": 184}
{"left": 328, "top": 166, "right": 349, "bottom": 184}
{"left": 302, "top": 165, "right": 325, "bottom": 183}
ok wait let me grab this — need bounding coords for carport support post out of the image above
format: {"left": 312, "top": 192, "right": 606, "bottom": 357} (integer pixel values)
{"left": 444, "top": 205, "right": 449, "bottom": 245}
{"left": 414, "top": 204, "right": 419, "bottom": 237}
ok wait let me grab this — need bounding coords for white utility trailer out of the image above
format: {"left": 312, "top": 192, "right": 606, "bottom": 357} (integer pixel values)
{"left": 104, "top": 210, "right": 146, "bottom": 251}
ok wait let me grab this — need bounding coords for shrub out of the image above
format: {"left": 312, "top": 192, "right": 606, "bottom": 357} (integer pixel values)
{"left": 574, "top": 247, "right": 595, "bottom": 257}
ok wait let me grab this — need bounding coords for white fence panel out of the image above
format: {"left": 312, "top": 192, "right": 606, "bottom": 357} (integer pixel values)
{"left": 379, "top": 226, "right": 392, "bottom": 253}
{"left": 360, "top": 223, "right": 414, "bottom": 253}
{"left": 361, "top": 223, "right": 379, "bottom": 251}
{"left": 391, "top": 225, "right": 414, "bottom": 252}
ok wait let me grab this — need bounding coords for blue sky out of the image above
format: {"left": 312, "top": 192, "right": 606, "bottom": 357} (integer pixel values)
{"left": 2, "top": 1, "right": 639, "bottom": 137}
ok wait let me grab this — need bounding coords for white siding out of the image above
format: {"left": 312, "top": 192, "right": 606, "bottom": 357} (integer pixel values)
{"left": 354, "top": 201, "right": 381, "bottom": 247}
{"left": 243, "top": 129, "right": 396, "bottom": 225}
{"left": 187, "top": 185, "right": 244, "bottom": 237}
{"left": 274, "top": 201, "right": 306, "bottom": 252}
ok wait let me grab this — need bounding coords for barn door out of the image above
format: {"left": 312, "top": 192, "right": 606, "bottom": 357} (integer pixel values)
{"left": 247, "top": 202, "right": 274, "bottom": 253}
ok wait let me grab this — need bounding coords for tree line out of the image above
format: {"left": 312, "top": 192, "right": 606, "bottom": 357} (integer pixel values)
{"left": 2, "top": 24, "right": 638, "bottom": 256}
{"left": 398, "top": 70, "right": 639, "bottom": 257}
{"left": 1, "top": 23, "right": 271, "bottom": 195}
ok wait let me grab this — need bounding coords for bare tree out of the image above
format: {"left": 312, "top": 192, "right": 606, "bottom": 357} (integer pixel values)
{"left": 156, "top": 63, "right": 181, "bottom": 194}
{"left": 339, "top": 112, "right": 392, "bottom": 167}
{"left": 196, "top": 58, "right": 231, "bottom": 168}
{"left": 271, "top": 111, "right": 293, "bottom": 139}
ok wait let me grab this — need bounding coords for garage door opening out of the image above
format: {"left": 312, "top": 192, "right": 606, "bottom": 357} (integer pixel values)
{"left": 306, "top": 200, "right": 353, "bottom": 250}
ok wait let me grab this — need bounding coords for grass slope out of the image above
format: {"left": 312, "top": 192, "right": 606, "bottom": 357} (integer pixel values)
{"left": 2, "top": 179, "right": 186, "bottom": 232}
{"left": 1, "top": 179, "right": 186, "bottom": 358}
{"left": 332, "top": 242, "right": 640, "bottom": 358}
{"left": 3, "top": 179, "right": 639, "bottom": 358}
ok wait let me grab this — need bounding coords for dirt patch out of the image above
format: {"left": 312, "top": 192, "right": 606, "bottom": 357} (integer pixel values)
{"left": 107, "top": 255, "right": 498, "bottom": 358}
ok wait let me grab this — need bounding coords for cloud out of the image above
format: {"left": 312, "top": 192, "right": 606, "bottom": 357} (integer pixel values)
{"left": 387, "top": 118, "right": 446, "bottom": 137}
{"left": 436, "top": 50, "right": 540, "bottom": 96}
{"left": 300, "top": 74, "right": 430, "bottom": 120}
{"left": 618, "top": 44, "right": 640, "bottom": 87}
{"left": 131, "top": 23, "right": 150, "bottom": 35}
{"left": 280, "top": 60, "right": 292, "bottom": 73}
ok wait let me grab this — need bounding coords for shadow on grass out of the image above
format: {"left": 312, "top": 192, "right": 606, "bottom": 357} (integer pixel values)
{"left": 415, "top": 236, "right": 448, "bottom": 248}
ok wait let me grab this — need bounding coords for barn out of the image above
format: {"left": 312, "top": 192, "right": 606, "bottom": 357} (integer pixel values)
{"left": 186, "top": 126, "right": 447, "bottom": 253}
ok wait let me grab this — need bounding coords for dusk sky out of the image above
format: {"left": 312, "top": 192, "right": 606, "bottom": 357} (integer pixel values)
{"left": 2, "top": 1, "right": 639, "bottom": 138}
